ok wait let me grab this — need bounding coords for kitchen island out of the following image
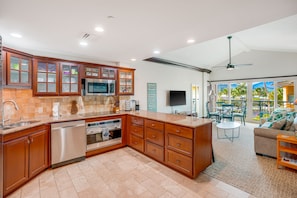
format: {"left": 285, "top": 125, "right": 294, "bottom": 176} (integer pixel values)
{"left": 1, "top": 110, "right": 213, "bottom": 196}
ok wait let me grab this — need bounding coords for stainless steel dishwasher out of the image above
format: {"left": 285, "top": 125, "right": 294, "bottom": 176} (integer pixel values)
{"left": 51, "top": 120, "right": 86, "bottom": 168}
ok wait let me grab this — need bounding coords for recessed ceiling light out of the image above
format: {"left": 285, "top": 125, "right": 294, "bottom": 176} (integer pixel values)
{"left": 187, "top": 39, "right": 195, "bottom": 44}
{"left": 153, "top": 50, "right": 160, "bottom": 54}
{"left": 95, "top": 27, "right": 104, "bottom": 32}
{"left": 79, "top": 41, "right": 88, "bottom": 46}
{"left": 131, "top": 58, "right": 136, "bottom": 62}
{"left": 10, "top": 33, "right": 22, "bottom": 38}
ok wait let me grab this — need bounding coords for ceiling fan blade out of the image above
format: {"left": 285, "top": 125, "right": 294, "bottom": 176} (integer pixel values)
{"left": 211, "top": 65, "right": 227, "bottom": 69}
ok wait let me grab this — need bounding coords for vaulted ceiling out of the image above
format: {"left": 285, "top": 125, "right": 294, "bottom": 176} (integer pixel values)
{"left": 1, "top": 0, "right": 297, "bottom": 68}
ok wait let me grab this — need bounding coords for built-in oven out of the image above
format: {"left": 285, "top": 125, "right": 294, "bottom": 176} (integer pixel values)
{"left": 86, "top": 118, "right": 122, "bottom": 151}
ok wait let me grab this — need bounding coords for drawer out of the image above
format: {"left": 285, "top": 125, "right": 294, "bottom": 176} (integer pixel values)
{"left": 131, "top": 116, "right": 144, "bottom": 126}
{"left": 165, "top": 123, "right": 193, "bottom": 139}
{"left": 165, "top": 149, "right": 192, "bottom": 176}
{"left": 129, "top": 134, "right": 144, "bottom": 153}
{"left": 167, "top": 134, "right": 192, "bottom": 156}
{"left": 145, "top": 141, "right": 164, "bottom": 162}
{"left": 145, "top": 127, "right": 164, "bottom": 146}
{"left": 130, "top": 124, "right": 144, "bottom": 138}
{"left": 145, "top": 119, "right": 164, "bottom": 131}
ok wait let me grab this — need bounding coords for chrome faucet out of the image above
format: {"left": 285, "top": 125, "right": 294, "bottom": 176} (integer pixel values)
{"left": 2, "top": 100, "right": 19, "bottom": 126}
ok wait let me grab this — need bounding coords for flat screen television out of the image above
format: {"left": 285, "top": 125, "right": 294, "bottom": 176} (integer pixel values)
{"left": 169, "top": 90, "right": 186, "bottom": 106}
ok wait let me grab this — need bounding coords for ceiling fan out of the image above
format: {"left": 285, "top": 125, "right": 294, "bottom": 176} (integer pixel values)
{"left": 212, "top": 36, "right": 252, "bottom": 70}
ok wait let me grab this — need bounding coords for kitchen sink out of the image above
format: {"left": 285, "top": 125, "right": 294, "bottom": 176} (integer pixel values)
{"left": 1, "top": 120, "right": 41, "bottom": 130}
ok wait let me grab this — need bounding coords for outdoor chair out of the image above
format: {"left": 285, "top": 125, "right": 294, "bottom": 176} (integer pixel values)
{"left": 206, "top": 101, "right": 220, "bottom": 122}
{"left": 221, "top": 104, "right": 234, "bottom": 122}
{"left": 233, "top": 103, "right": 247, "bottom": 125}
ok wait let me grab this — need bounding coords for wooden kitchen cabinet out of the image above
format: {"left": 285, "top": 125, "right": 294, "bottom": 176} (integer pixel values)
{"left": 33, "top": 59, "right": 80, "bottom": 96}
{"left": 127, "top": 115, "right": 144, "bottom": 152}
{"left": 5, "top": 50, "right": 32, "bottom": 87}
{"left": 59, "top": 62, "right": 80, "bottom": 95}
{"left": 165, "top": 123, "right": 212, "bottom": 178}
{"left": 3, "top": 125, "right": 49, "bottom": 196}
{"left": 33, "top": 58, "right": 59, "bottom": 96}
{"left": 101, "top": 67, "right": 116, "bottom": 79}
{"left": 83, "top": 65, "right": 100, "bottom": 78}
{"left": 118, "top": 69, "right": 135, "bottom": 95}
{"left": 145, "top": 119, "right": 164, "bottom": 162}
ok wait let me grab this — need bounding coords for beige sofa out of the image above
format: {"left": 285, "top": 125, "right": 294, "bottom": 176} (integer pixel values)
{"left": 254, "top": 109, "right": 296, "bottom": 158}
{"left": 254, "top": 127, "right": 294, "bottom": 158}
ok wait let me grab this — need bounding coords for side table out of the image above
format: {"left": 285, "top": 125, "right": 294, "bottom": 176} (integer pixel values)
{"left": 276, "top": 134, "right": 297, "bottom": 170}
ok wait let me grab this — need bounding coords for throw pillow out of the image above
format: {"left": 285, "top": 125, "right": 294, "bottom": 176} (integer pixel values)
{"left": 289, "top": 116, "right": 297, "bottom": 131}
{"left": 271, "top": 117, "right": 287, "bottom": 130}
{"left": 261, "top": 122, "right": 272, "bottom": 128}
{"left": 284, "top": 116, "right": 294, "bottom": 131}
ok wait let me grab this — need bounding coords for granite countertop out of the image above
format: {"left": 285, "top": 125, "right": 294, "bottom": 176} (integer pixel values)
{"left": 0, "top": 110, "right": 212, "bottom": 135}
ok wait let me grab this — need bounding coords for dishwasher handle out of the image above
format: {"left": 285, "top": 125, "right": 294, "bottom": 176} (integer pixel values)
{"left": 52, "top": 123, "right": 85, "bottom": 131}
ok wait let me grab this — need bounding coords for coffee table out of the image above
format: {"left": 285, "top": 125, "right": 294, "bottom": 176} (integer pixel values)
{"left": 216, "top": 122, "right": 241, "bottom": 142}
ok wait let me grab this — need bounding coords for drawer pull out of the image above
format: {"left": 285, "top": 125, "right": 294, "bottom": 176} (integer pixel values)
{"left": 151, "top": 124, "right": 155, "bottom": 127}
{"left": 176, "top": 143, "right": 181, "bottom": 147}
{"left": 176, "top": 159, "right": 181, "bottom": 164}
{"left": 175, "top": 129, "right": 180, "bottom": 133}
{"left": 133, "top": 141, "right": 138, "bottom": 145}
{"left": 152, "top": 135, "right": 156, "bottom": 138}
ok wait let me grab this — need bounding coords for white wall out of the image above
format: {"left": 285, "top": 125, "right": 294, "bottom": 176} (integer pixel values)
{"left": 129, "top": 61, "right": 207, "bottom": 115}
{"left": 210, "top": 50, "right": 297, "bottom": 81}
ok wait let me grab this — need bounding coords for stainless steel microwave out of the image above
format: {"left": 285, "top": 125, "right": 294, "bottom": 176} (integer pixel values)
{"left": 83, "top": 78, "right": 116, "bottom": 96}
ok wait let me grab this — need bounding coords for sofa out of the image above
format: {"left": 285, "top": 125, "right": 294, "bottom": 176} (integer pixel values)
{"left": 254, "top": 110, "right": 297, "bottom": 158}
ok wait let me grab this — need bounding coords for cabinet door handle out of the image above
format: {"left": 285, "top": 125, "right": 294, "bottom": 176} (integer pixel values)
{"left": 27, "top": 139, "right": 30, "bottom": 144}
{"left": 176, "top": 143, "right": 181, "bottom": 147}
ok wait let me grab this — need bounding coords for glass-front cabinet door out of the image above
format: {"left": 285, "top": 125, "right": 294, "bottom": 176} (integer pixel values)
{"left": 118, "top": 69, "right": 135, "bottom": 95}
{"left": 60, "top": 63, "right": 80, "bottom": 95}
{"left": 33, "top": 59, "right": 59, "bottom": 96}
{"left": 6, "top": 52, "right": 32, "bottom": 87}
{"left": 101, "top": 67, "right": 116, "bottom": 79}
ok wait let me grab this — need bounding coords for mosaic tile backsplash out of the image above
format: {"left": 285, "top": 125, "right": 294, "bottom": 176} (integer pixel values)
{"left": 3, "top": 88, "right": 130, "bottom": 123}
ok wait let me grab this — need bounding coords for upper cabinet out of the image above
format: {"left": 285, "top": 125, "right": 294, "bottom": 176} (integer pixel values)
{"left": 118, "top": 69, "right": 135, "bottom": 95}
{"left": 5, "top": 51, "right": 32, "bottom": 87}
{"left": 101, "top": 67, "right": 116, "bottom": 79}
{"left": 60, "top": 62, "right": 80, "bottom": 96}
{"left": 84, "top": 65, "right": 100, "bottom": 78}
{"left": 33, "top": 58, "right": 59, "bottom": 96}
{"left": 83, "top": 65, "right": 116, "bottom": 80}
{"left": 33, "top": 59, "right": 80, "bottom": 96}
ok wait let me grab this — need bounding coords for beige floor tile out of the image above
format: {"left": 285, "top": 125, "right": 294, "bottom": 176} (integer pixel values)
{"left": 7, "top": 147, "right": 251, "bottom": 198}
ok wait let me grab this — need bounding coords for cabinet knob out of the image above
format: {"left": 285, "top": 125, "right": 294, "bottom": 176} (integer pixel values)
{"left": 151, "top": 124, "right": 155, "bottom": 127}
{"left": 152, "top": 135, "right": 156, "bottom": 138}
{"left": 176, "top": 159, "right": 181, "bottom": 164}
{"left": 175, "top": 130, "right": 180, "bottom": 133}
{"left": 176, "top": 143, "right": 181, "bottom": 147}
{"left": 133, "top": 141, "right": 138, "bottom": 145}
{"left": 27, "top": 139, "right": 30, "bottom": 144}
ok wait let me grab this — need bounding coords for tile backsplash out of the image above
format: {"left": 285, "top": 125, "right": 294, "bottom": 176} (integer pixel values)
{"left": 3, "top": 88, "right": 130, "bottom": 122}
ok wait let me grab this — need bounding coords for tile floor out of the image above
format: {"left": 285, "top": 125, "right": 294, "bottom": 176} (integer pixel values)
{"left": 7, "top": 147, "right": 255, "bottom": 198}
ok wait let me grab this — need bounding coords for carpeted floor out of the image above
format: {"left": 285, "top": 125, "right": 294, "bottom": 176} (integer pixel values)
{"left": 202, "top": 122, "right": 297, "bottom": 198}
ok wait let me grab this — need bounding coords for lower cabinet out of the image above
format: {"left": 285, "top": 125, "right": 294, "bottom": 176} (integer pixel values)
{"left": 3, "top": 125, "right": 49, "bottom": 196}
{"left": 127, "top": 115, "right": 144, "bottom": 152}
